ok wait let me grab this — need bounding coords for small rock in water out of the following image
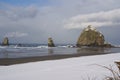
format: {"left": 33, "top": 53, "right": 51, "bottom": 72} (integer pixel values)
{"left": 48, "top": 37, "right": 55, "bottom": 47}
{"left": 2, "top": 37, "right": 9, "bottom": 46}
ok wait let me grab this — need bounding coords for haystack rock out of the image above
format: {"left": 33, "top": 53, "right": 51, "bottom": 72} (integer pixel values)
{"left": 48, "top": 37, "right": 55, "bottom": 47}
{"left": 2, "top": 37, "right": 9, "bottom": 46}
{"left": 76, "top": 25, "right": 111, "bottom": 47}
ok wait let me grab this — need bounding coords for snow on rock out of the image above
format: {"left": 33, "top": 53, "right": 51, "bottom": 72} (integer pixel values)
{"left": 0, "top": 53, "right": 120, "bottom": 80}
{"left": 84, "top": 25, "right": 96, "bottom": 31}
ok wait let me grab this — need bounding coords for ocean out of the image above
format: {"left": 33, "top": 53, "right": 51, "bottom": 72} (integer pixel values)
{"left": 0, "top": 44, "right": 120, "bottom": 59}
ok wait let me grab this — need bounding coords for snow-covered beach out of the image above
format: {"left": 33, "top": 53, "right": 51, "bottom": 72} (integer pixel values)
{"left": 0, "top": 52, "right": 120, "bottom": 80}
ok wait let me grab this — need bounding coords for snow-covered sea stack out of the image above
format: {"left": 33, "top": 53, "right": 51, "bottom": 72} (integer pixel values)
{"left": 48, "top": 37, "right": 55, "bottom": 47}
{"left": 76, "top": 25, "right": 112, "bottom": 47}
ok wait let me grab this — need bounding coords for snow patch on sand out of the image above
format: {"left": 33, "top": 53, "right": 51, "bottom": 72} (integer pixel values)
{"left": 0, "top": 53, "right": 120, "bottom": 80}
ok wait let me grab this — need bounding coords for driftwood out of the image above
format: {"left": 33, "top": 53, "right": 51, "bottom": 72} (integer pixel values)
{"left": 115, "top": 61, "right": 120, "bottom": 72}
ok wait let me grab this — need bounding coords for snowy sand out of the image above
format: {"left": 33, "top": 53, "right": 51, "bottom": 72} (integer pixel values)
{"left": 0, "top": 53, "right": 120, "bottom": 80}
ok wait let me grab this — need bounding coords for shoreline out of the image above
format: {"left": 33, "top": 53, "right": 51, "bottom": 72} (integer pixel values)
{"left": 0, "top": 52, "right": 110, "bottom": 66}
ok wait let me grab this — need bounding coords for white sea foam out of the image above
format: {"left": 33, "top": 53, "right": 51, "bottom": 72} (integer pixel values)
{"left": 37, "top": 46, "right": 48, "bottom": 48}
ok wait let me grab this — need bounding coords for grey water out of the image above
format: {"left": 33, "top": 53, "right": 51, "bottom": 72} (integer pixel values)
{"left": 0, "top": 44, "right": 120, "bottom": 59}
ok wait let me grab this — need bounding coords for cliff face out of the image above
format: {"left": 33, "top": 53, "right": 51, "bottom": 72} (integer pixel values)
{"left": 2, "top": 37, "right": 9, "bottom": 46}
{"left": 48, "top": 37, "right": 55, "bottom": 47}
{"left": 76, "top": 25, "right": 105, "bottom": 47}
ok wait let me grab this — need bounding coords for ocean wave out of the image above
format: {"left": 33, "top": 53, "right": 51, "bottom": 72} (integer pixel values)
{"left": 36, "top": 46, "right": 48, "bottom": 48}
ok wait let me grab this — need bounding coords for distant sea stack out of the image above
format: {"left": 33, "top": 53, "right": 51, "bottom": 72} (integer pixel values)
{"left": 48, "top": 37, "right": 55, "bottom": 47}
{"left": 2, "top": 37, "right": 9, "bottom": 46}
{"left": 76, "top": 25, "right": 112, "bottom": 47}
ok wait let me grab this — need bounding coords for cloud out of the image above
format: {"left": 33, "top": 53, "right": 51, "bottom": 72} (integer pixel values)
{"left": 0, "top": 5, "right": 38, "bottom": 21}
{"left": 5, "top": 32, "right": 28, "bottom": 38}
{"left": 0, "top": 0, "right": 120, "bottom": 44}
{"left": 64, "top": 8, "right": 120, "bottom": 29}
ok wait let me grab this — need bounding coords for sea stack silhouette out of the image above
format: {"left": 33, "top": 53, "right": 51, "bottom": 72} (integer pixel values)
{"left": 76, "top": 25, "right": 112, "bottom": 47}
{"left": 2, "top": 37, "right": 9, "bottom": 46}
{"left": 48, "top": 37, "right": 55, "bottom": 47}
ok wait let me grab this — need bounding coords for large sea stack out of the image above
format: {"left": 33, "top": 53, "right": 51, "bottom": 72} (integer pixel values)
{"left": 48, "top": 37, "right": 55, "bottom": 47}
{"left": 2, "top": 37, "right": 9, "bottom": 46}
{"left": 76, "top": 25, "right": 111, "bottom": 47}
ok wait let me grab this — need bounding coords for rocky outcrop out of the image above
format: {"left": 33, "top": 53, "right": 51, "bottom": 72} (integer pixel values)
{"left": 76, "top": 25, "right": 111, "bottom": 47}
{"left": 48, "top": 37, "right": 55, "bottom": 47}
{"left": 2, "top": 37, "right": 9, "bottom": 46}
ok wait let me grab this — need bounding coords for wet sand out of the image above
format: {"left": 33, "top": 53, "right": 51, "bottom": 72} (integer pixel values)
{"left": 0, "top": 52, "right": 109, "bottom": 66}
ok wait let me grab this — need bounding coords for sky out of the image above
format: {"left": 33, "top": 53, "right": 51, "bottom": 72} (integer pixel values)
{"left": 0, "top": 0, "right": 120, "bottom": 45}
